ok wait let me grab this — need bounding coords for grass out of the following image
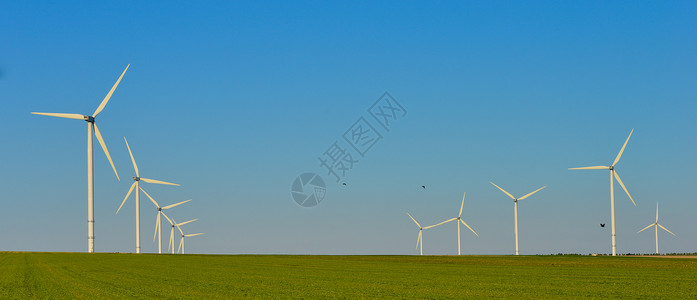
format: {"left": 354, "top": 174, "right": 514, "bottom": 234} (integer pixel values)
{"left": 1, "top": 252, "right": 696, "bottom": 299}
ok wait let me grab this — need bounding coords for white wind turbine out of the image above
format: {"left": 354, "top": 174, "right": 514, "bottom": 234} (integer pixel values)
{"left": 637, "top": 202, "right": 676, "bottom": 254}
{"left": 116, "top": 137, "right": 179, "bottom": 253}
{"left": 139, "top": 188, "right": 191, "bottom": 254}
{"left": 490, "top": 182, "right": 546, "bottom": 255}
{"left": 406, "top": 213, "right": 437, "bottom": 255}
{"left": 178, "top": 226, "right": 204, "bottom": 254}
{"left": 429, "top": 192, "right": 478, "bottom": 255}
{"left": 164, "top": 216, "right": 197, "bottom": 254}
{"left": 31, "top": 65, "right": 128, "bottom": 253}
{"left": 570, "top": 129, "right": 636, "bottom": 256}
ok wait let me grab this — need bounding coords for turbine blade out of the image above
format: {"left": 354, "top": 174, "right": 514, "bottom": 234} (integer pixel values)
{"left": 161, "top": 211, "right": 174, "bottom": 225}
{"left": 140, "top": 178, "right": 180, "bottom": 186}
{"left": 153, "top": 213, "right": 160, "bottom": 242}
{"left": 162, "top": 199, "right": 191, "bottom": 210}
{"left": 612, "top": 129, "right": 634, "bottom": 166}
{"left": 658, "top": 224, "right": 676, "bottom": 236}
{"left": 416, "top": 231, "right": 421, "bottom": 250}
{"left": 93, "top": 64, "right": 129, "bottom": 118}
{"left": 461, "top": 219, "right": 479, "bottom": 237}
{"left": 425, "top": 218, "right": 457, "bottom": 229}
{"left": 656, "top": 202, "right": 659, "bottom": 222}
{"left": 30, "top": 112, "right": 86, "bottom": 120}
{"left": 186, "top": 233, "right": 204, "bottom": 237}
{"left": 116, "top": 181, "right": 136, "bottom": 214}
{"left": 169, "top": 228, "right": 174, "bottom": 250}
{"left": 406, "top": 213, "right": 421, "bottom": 228}
{"left": 490, "top": 182, "right": 515, "bottom": 200}
{"left": 178, "top": 239, "right": 183, "bottom": 254}
{"left": 637, "top": 223, "right": 654, "bottom": 234}
{"left": 518, "top": 186, "right": 546, "bottom": 201}
{"left": 93, "top": 123, "right": 119, "bottom": 180}
{"left": 176, "top": 219, "right": 198, "bottom": 226}
{"left": 568, "top": 166, "right": 611, "bottom": 170}
{"left": 139, "top": 187, "right": 160, "bottom": 208}
{"left": 613, "top": 171, "right": 635, "bottom": 206}
{"left": 176, "top": 223, "right": 184, "bottom": 236}
{"left": 124, "top": 137, "right": 139, "bottom": 177}
{"left": 459, "top": 192, "right": 466, "bottom": 217}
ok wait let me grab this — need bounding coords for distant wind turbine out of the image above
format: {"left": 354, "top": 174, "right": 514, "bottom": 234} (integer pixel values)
{"left": 164, "top": 215, "right": 197, "bottom": 254}
{"left": 139, "top": 188, "right": 190, "bottom": 254}
{"left": 490, "top": 182, "right": 545, "bottom": 255}
{"left": 30, "top": 65, "right": 129, "bottom": 253}
{"left": 406, "top": 213, "right": 436, "bottom": 255}
{"left": 429, "top": 192, "right": 478, "bottom": 255}
{"left": 116, "top": 137, "right": 179, "bottom": 253}
{"left": 177, "top": 226, "right": 204, "bottom": 254}
{"left": 637, "top": 202, "right": 676, "bottom": 254}
{"left": 570, "top": 129, "right": 636, "bottom": 256}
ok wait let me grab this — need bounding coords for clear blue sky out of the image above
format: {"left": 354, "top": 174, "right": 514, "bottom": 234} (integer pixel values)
{"left": 1, "top": 1, "right": 695, "bottom": 255}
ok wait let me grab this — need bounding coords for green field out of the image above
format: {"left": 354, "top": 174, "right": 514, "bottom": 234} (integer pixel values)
{"left": 1, "top": 252, "right": 696, "bottom": 299}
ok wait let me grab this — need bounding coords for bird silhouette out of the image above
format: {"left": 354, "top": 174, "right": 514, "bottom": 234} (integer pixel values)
{"left": 342, "top": 183, "right": 346, "bottom": 186}
{"left": 421, "top": 185, "right": 426, "bottom": 189}
{"left": 600, "top": 223, "right": 605, "bottom": 227}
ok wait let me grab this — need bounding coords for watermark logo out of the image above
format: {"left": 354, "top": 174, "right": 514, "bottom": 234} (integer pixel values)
{"left": 291, "top": 172, "right": 326, "bottom": 207}
{"left": 291, "top": 92, "right": 407, "bottom": 207}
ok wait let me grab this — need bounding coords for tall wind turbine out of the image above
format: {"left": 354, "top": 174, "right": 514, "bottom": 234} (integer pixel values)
{"left": 139, "top": 188, "right": 190, "bottom": 254}
{"left": 637, "top": 202, "right": 675, "bottom": 254}
{"left": 406, "top": 213, "right": 436, "bottom": 255}
{"left": 490, "top": 182, "right": 546, "bottom": 255}
{"left": 569, "top": 129, "right": 636, "bottom": 256}
{"left": 116, "top": 137, "right": 179, "bottom": 253}
{"left": 31, "top": 65, "right": 128, "bottom": 253}
{"left": 429, "top": 192, "right": 478, "bottom": 255}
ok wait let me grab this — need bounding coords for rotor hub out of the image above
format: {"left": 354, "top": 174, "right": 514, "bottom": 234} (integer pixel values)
{"left": 609, "top": 166, "right": 614, "bottom": 170}
{"left": 84, "top": 116, "right": 94, "bottom": 122}
{"left": 133, "top": 176, "right": 140, "bottom": 181}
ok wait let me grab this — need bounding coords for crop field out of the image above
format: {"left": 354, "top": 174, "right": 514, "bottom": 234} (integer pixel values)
{"left": 1, "top": 252, "right": 696, "bottom": 299}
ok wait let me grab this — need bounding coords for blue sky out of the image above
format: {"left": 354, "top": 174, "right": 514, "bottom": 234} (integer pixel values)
{"left": 1, "top": 1, "right": 696, "bottom": 255}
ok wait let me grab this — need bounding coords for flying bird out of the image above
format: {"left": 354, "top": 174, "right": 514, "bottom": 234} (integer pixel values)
{"left": 342, "top": 183, "right": 346, "bottom": 186}
{"left": 600, "top": 223, "right": 605, "bottom": 227}
{"left": 421, "top": 185, "right": 426, "bottom": 189}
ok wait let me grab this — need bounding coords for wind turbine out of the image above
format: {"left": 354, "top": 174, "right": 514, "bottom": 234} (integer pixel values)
{"left": 429, "top": 192, "right": 478, "bottom": 255}
{"left": 31, "top": 65, "right": 128, "bottom": 253}
{"left": 116, "top": 137, "right": 179, "bottom": 253}
{"left": 569, "top": 129, "right": 636, "bottom": 256}
{"left": 164, "top": 215, "right": 197, "bottom": 254}
{"left": 177, "top": 226, "right": 204, "bottom": 254}
{"left": 139, "top": 188, "right": 190, "bottom": 254}
{"left": 406, "top": 213, "right": 436, "bottom": 255}
{"left": 637, "top": 202, "right": 675, "bottom": 254}
{"left": 490, "top": 182, "right": 546, "bottom": 255}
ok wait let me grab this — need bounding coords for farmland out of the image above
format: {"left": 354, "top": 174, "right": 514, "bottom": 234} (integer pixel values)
{"left": 1, "top": 252, "right": 696, "bottom": 298}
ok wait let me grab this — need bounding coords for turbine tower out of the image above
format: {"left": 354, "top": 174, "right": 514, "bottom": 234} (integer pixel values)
{"left": 429, "top": 192, "right": 478, "bottom": 255}
{"left": 140, "top": 188, "right": 190, "bottom": 254}
{"left": 406, "top": 213, "right": 436, "bottom": 255}
{"left": 490, "top": 182, "right": 546, "bottom": 255}
{"left": 637, "top": 202, "right": 675, "bottom": 254}
{"left": 116, "top": 137, "right": 179, "bottom": 253}
{"left": 31, "top": 65, "right": 128, "bottom": 253}
{"left": 569, "top": 129, "right": 636, "bottom": 256}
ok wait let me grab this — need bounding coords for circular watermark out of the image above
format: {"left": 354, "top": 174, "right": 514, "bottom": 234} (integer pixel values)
{"left": 291, "top": 173, "right": 326, "bottom": 207}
